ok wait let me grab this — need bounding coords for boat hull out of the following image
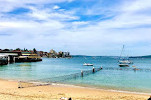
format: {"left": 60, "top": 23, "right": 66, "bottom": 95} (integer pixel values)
{"left": 83, "top": 63, "right": 93, "bottom": 66}
{"left": 119, "top": 64, "right": 129, "bottom": 67}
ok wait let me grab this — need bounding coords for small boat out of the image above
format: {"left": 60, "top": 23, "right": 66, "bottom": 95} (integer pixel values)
{"left": 83, "top": 63, "right": 93, "bottom": 66}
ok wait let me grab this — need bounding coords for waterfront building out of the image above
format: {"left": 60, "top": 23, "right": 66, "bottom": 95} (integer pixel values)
{"left": 49, "top": 49, "right": 58, "bottom": 58}
{"left": 58, "top": 51, "right": 64, "bottom": 58}
{"left": 42, "top": 52, "right": 49, "bottom": 57}
{"left": 58, "top": 51, "right": 71, "bottom": 58}
{"left": 64, "top": 52, "right": 71, "bottom": 57}
{"left": 37, "top": 51, "right": 44, "bottom": 57}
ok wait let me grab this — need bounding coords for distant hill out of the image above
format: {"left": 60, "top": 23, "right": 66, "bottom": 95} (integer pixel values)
{"left": 130, "top": 55, "right": 151, "bottom": 58}
{"left": 71, "top": 55, "right": 119, "bottom": 58}
{"left": 72, "top": 55, "right": 89, "bottom": 57}
{"left": 72, "top": 55, "right": 151, "bottom": 58}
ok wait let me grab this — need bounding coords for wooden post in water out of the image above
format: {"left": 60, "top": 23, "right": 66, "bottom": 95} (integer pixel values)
{"left": 81, "top": 70, "right": 83, "bottom": 77}
{"left": 93, "top": 67, "right": 95, "bottom": 73}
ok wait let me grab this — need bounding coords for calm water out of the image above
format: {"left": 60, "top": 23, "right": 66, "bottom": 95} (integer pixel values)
{"left": 0, "top": 56, "right": 151, "bottom": 93}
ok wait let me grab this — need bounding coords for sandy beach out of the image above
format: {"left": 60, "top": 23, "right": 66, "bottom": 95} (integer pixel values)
{"left": 0, "top": 79, "right": 149, "bottom": 100}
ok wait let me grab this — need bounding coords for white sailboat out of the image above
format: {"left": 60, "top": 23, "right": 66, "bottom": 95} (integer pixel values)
{"left": 83, "top": 56, "right": 94, "bottom": 66}
{"left": 118, "top": 45, "right": 133, "bottom": 67}
{"left": 118, "top": 60, "right": 133, "bottom": 64}
{"left": 83, "top": 63, "right": 93, "bottom": 66}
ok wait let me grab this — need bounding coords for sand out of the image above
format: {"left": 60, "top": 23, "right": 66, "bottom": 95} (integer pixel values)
{"left": 0, "top": 79, "right": 150, "bottom": 100}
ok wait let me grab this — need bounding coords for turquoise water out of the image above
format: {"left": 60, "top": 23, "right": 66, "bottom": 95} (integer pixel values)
{"left": 0, "top": 56, "right": 151, "bottom": 93}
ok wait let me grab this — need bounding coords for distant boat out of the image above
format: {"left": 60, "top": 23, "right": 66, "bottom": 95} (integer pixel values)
{"left": 83, "top": 63, "right": 93, "bottom": 66}
{"left": 118, "top": 45, "right": 133, "bottom": 67}
{"left": 83, "top": 56, "right": 93, "bottom": 66}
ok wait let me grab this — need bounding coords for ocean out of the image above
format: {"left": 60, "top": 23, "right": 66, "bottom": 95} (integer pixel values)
{"left": 0, "top": 56, "right": 151, "bottom": 93}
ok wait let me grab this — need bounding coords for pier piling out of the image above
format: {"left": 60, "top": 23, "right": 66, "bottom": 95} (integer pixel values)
{"left": 81, "top": 70, "right": 83, "bottom": 77}
{"left": 92, "top": 67, "right": 95, "bottom": 73}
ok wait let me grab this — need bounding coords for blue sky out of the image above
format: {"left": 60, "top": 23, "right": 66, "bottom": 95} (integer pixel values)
{"left": 0, "top": 0, "right": 151, "bottom": 56}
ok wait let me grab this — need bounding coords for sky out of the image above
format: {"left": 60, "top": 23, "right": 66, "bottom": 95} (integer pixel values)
{"left": 0, "top": 0, "right": 151, "bottom": 56}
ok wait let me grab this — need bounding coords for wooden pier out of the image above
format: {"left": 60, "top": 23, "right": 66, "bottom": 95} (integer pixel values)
{"left": 15, "top": 53, "right": 42, "bottom": 62}
{"left": 0, "top": 51, "right": 42, "bottom": 65}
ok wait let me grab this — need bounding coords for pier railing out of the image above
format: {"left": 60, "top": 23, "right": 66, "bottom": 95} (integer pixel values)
{"left": 18, "top": 67, "right": 103, "bottom": 88}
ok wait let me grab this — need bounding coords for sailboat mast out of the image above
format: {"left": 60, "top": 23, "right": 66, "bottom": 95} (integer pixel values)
{"left": 120, "top": 45, "right": 125, "bottom": 58}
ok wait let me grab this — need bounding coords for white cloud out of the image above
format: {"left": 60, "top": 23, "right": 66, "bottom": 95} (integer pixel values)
{"left": 26, "top": 6, "right": 79, "bottom": 21}
{"left": 0, "top": 0, "right": 74, "bottom": 13}
{"left": 53, "top": 5, "right": 60, "bottom": 10}
{"left": 122, "top": 0, "right": 151, "bottom": 13}
{"left": 1, "top": 0, "right": 151, "bottom": 56}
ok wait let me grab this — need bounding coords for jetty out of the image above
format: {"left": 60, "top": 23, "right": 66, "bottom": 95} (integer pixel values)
{"left": 0, "top": 51, "right": 42, "bottom": 65}
{"left": 15, "top": 52, "right": 42, "bottom": 62}
{"left": 0, "top": 51, "right": 21, "bottom": 63}
{"left": 0, "top": 55, "right": 8, "bottom": 65}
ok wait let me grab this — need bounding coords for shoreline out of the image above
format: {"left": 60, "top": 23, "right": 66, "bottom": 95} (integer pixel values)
{"left": 0, "top": 78, "right": 150, "bottom": 100}
{"left": 51, "top": 83, "right": 151, "bottom": 95}
{"left": 2, "top": 78, "right": 151, "bottom": 95}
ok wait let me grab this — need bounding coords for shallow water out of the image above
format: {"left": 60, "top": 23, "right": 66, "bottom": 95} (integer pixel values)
{"left": 0, "top": 56, "right": 151, "bottom": 93}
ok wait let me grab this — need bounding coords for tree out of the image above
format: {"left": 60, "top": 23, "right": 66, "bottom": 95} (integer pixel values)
{"left": 23, "top": 48, "right": 28, "bottom": 51}
{"left": 3, "top": 49, "right": 10, "bottom": 51}
{"left": 33, "top": 48, "right": 37, "bottom": 54}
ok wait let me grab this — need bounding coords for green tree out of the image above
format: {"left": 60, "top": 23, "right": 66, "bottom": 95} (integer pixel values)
{"left": 33, "top": 48, "right": 37, "bottom": 54}
{"left": 16, "top": 48, "right": 21, "bottom": 51}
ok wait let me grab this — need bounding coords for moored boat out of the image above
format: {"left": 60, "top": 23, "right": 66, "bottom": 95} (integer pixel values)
{"left": 118, "top": 45, "right": 133, "bottom": 67}
{"left": 83, "top": 63, "right": 93, "bottom": 66}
